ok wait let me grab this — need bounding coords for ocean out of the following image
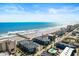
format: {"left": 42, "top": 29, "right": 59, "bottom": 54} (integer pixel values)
{"left": 0, "top": 22, "right": 58, "bottom": 34}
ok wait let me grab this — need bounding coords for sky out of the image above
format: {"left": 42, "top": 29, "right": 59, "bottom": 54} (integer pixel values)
{"left": 0, "top": 3, "right": 79, "bottom": 24}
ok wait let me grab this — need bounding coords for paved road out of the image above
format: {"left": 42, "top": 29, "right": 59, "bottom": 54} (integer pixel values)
{"left": 34, "top": 27, "right": 79, "bottom": 56}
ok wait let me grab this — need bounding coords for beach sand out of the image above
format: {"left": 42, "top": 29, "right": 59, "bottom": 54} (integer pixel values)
{"left": 14, "top": 25, "right": 67, "bottom": 40}
{"left": 0, "top": 25, "right": 67, "bottom": 40}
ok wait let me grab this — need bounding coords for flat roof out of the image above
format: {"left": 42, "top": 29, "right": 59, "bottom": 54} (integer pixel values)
{"left": 48, "top": 48, "right": 57, "bottom": 54}
{"left": 60, "top": 47, "right": 74, "bottom": 56}
{"left": 18, "top": 40, "right": 40, "bottom": 48}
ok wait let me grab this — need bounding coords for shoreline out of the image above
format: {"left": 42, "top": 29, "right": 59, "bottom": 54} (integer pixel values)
{"left": 1, "top": 22, "right": 78, "bottom": 38}
{"left": 0, "top": 25, "right": 67, "bottom": 38}
{"left": 0, "top": 22, "right": 76, "bottom": 36}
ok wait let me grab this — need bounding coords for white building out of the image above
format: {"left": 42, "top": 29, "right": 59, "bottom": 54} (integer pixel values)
{"left": 60, "top": 47, "right": 74, "bottom": 56}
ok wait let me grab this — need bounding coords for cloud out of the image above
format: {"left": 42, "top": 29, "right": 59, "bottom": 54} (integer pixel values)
{"left": 0, "top": 4, "right": 79, "bottom": 25}
{"left": 0, "top": 13, "right": 79, "bottom": 25}
{"left": 48, "top": 6, "right": 79, "bottom": 14}
{"left": 48, "top": 8, "right": 57, "bottom": 14}
{"left": 0, "top": 4, "right": 25, "bottom": 14}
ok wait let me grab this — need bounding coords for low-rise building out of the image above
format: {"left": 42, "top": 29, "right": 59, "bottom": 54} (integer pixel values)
{"left": 32, "top": 36, "right": 51, "bottom": 46}
{"left": 17, "top": 40, "right": 42, "bottom": 54}
{"left": 60, "top": 47, "right": 75, "bottom": 56}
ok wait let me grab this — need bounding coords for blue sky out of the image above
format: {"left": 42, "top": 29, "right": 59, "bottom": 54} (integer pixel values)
{"left": 0, "top": 3, "right": 79, "bottom": 24}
